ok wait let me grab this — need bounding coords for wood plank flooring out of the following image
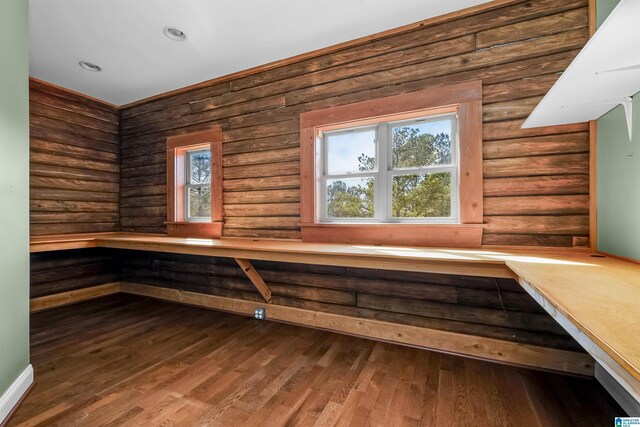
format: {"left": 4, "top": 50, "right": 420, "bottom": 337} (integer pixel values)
{"left": 8, "top": 295, "right": 622, "bottom": 426}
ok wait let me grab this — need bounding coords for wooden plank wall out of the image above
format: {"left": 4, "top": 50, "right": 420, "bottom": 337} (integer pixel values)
{"left": 29, "top": 79, "right": 120, "bottom": 236}
{"left": 30, "top": 249, "right": 120, "bottom": 298}
{"left": 119, "top": 0, "right": 590, "bottom": 247}
{"left": 121, "top": 251, "right": 583, "bottom": 352}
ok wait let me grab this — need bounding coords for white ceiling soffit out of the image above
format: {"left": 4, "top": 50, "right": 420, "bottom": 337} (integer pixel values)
{"left": 523, "top": 0, "right": 640, "bottom": 130}
{"left": 29, "top": 0, "right": 491, "bottom": 106}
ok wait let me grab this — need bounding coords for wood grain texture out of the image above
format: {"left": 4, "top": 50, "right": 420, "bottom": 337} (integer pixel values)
{"left": 29, "top": 80, "right": 120, "bottom": 236}
{"left": 30, "top": 282, "right": 121, "bottom": 312}
{"left": 508, "top": 253, "right": 640, "bottom": 384}
{"left": 30, "top": 248, "right": 120, "bottom": 297}
{"left": 235, "top": 258, "right": 273, "bottom": 302}
{"left": 119, "top": 250, "right": 582, "bottom": 353}
{"left": 7, "top": 294, "right": 621, "bottom": 426}
{"left": 121, "top": 282, "right": 593, "bottom": 375}
{"left": 95, "top": 234, "right": 519, "bottom": 279}
{"left": 118, "top": 0, "right": 591, "bottom": 247}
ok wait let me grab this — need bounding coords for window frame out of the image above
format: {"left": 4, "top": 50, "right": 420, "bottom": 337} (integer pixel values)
{"left": 166, "top": 127, "right": 223, "bottom": 238}
{"left": 184, "top": 148, "right": 213, "bottom": 222}
{"left": 299, "top": 81, "right": 484, "bottom": 248}
{"left": 318, "top": 111, "right": 459, "bottom": 224}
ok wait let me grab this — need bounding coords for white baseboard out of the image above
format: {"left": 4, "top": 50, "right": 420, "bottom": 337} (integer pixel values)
{"left": 0, "top": 365, "right": 33, "bottom": 425}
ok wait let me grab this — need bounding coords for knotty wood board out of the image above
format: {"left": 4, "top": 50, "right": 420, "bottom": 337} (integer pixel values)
{"left": 29, "top": 79, "right": 120, "bottom": 236}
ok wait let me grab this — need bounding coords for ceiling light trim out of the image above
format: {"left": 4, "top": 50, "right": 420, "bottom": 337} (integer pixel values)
{"left": 78, "top": 61, "right": 101, "bottom": 72}
{"left": 163, "top": 27, "right": 187, "bottom": 42}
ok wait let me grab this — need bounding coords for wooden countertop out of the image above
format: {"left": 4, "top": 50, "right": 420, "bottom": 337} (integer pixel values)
{"left": 507, "top": 254, "right": 640, "bottom": 385}
{"left": 30, "top": 232, "right": 640, "bottom": 384}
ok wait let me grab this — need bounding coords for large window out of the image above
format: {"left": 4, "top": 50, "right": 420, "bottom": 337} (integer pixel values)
{"left": 320, "top": 112, "right": 458, "bottom": 223}
{"left": 166, "top": 127, "right": 223, "bottom": 238}
{"left": 300, "top": 81, "right": 483, "bottom": 247}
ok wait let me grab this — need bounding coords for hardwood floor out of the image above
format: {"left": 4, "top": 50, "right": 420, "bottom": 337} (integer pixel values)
{"left": 9, "top": 295, "right": 622, "bottom": 426}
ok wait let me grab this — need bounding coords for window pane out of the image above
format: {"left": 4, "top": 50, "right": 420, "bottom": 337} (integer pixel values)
{"left": 188, "top": 186, "right": 211, "bottom": 218}
{"left": 190, "top": 151, "right": 211, "bottom": 184}
{"left": 392, "top": 119, "right": 453, "bottom": 168}
{"left": 325, "top": 128, "right": 376, "bottom": 174}
{"left": 392, "top": 172, "right": 451, "bottom": 218}
{"left": 326, "top": 177, "right": 374, "bottom": 219}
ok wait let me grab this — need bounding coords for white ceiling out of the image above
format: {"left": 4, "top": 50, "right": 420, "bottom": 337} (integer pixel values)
{"left": 29, "top": 0, "right": 490, "bottom": 106}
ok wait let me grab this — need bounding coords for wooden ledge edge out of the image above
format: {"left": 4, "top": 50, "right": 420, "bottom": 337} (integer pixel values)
{"left": 30, "top": 283, "right": 122, "bottom": 313}
{"left": 29, "top": 232, "right": 165, "bottom": 253}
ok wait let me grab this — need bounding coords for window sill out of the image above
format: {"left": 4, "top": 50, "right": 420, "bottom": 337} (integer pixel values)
{"left": 300, "top": 223, "right": 484, "bottom": 248}
{"left": 166, "top": 221, "right": 222, "bottom": 239}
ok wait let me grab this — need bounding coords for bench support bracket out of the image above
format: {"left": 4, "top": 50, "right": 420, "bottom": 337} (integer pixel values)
{"left": 235, "top": 258, "right": 272, "bottom": 303}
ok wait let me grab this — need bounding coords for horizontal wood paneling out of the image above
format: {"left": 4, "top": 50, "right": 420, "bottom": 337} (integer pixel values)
{"left": 30, "top": 248, "right": 120, "bottom": 298}
{"left": 120, "top": 251, "right": 583, "bottom": 352}
{"left": 118, "top": 0, "right": 591, "bottom": 247}
{"left": 30, "top": 80, "right": 120, "bottom": 236}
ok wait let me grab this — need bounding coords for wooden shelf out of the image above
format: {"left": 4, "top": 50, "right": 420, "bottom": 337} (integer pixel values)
{"left": 95, "top": 233, "right": 518, "bottom": 279}
{"left": 30, "top": 232, "right": 113, "bottom": 252}
{"left": 523, "top": 0, "right": 640, "bottom": 137}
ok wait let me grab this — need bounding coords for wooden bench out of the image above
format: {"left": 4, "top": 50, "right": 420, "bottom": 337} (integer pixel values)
{"left": 29, "top": 232, "right": 640, "bottom": 413}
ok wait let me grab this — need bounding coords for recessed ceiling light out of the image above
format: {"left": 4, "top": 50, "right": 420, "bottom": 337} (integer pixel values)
{"left": 163, "top": 27, "right": 186, "bottom": 42}
{"left": 79, "top": 61, "right": 101, "bottom": 72}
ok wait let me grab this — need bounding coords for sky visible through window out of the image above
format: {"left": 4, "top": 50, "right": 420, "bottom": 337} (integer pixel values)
{"left": 325, "top": 119, "right": 452, "bottom": 173}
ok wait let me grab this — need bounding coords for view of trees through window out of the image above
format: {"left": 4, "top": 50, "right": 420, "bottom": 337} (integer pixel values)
{"left": 188, "top": 151, "right": 212, "bottom": 218}
{"left": 326, "top": 124, "right": 453, "bottom": 220}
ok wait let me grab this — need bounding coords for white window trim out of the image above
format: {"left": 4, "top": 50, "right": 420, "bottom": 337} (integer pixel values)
{"left": 318, "top": 112, "right": 459, "bottom": 224}
{"left": 185, "top": 148, "right": 212, "bottom": 222}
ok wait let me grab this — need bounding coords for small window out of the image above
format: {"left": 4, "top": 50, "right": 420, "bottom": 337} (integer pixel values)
{"left": 166, "top": 127, "right": 223, "bottom": 238}
{"left": 319, "top": 113, "right": 458, "bottom": 223}
{"left": 185, "top": 149, "right": 212, "bottom": 221}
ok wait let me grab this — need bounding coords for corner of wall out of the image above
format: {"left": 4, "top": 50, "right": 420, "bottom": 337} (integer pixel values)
{"left": 0, "top": 0, "right": 32, "bottom": 418}
{"left": 595, "top": 0, "right": 640, "bottom": 261}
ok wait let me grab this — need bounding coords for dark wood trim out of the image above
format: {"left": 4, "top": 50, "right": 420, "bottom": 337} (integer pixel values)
{"left": 29, "top": 77, "right": 119, "bottom": 111}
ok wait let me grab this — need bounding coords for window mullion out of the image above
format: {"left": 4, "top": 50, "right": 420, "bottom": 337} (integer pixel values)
{"left": 376, "top": 122, "right": 389, "bottom": 222}
{"left": 389, "top": 165, "right": 456, "bottom": 176}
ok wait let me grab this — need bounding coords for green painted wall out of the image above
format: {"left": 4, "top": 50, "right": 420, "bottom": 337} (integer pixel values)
{"left": 0, "top": 0, "right": 30, "bottom": 396}
{"left": 596, "top": 0, "right": 619, "bottom": 27}
{"left": 596, "top": 0, "right": 640, "bottom": 260}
